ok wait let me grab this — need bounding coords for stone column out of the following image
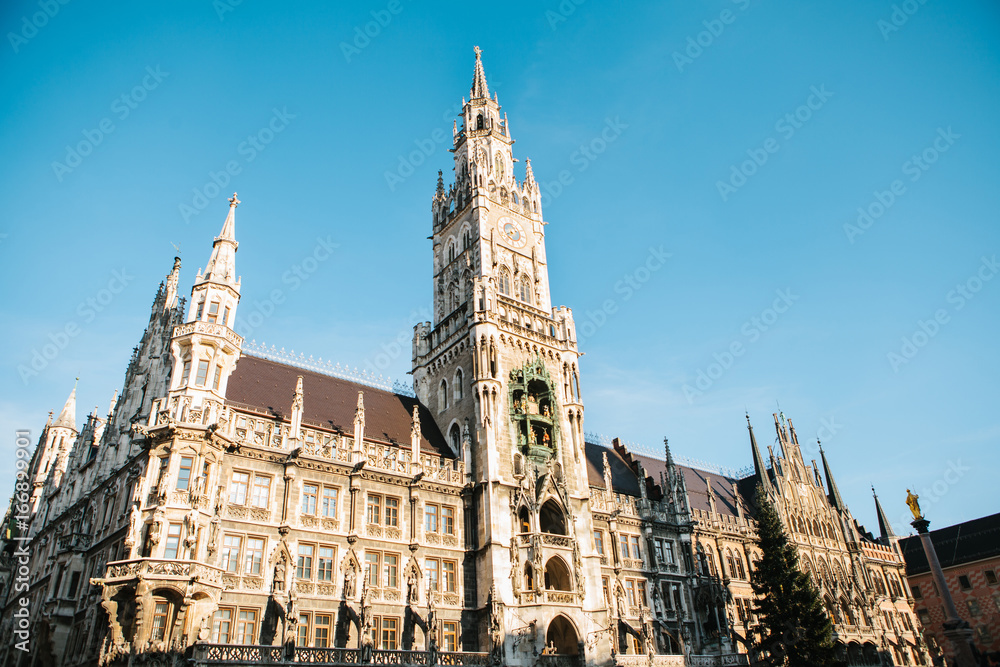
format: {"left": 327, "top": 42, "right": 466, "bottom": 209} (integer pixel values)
{"left": 911, "top": 518, "right": 978, "bottom": 667}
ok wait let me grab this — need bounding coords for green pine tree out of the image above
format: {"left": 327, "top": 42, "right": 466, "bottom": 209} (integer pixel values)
{"left": 749, "top": 484, "right": 839, "bottom": 667}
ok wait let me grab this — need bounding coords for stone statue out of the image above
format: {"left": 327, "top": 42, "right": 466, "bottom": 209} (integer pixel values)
{"left": 489, "top": 586, "right": 504, "bottom": 662}
{"left": 287, "top": 583, "right": 298, "bottom": 619}
{"left": 273, "top": 556, "right": 286, "bottom": 593}
{"left": 127, "top": 503, "right": 141, "bottom": 540}
{"left": 198, "top": 614, "right": 212, "bottom": 642}
{"left": 509, "top": 542, "right": 520, "bottom": 594}
{"left": 905, "top": 489, "right": 923, "bottom": 520}
{"left": 406, "top": 567, "right": 419, "bottom": 605}
{"left": 344, "top": 564, "right": 357, "bottom": 599}
{"left": 148, "top": 518, "right": 161, "bottom": 546}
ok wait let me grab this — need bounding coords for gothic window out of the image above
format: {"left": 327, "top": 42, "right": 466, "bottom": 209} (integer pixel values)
{"left": 449, "top": 424, "right": 461, "bottom": 452}
{"left": 518, "top": 277, "right": 532, "bottom": 304}
{"left": 494, "top": 152, "right": 504, "bottom": 181}
{"left": 453, "top": 369, "right": 463, "bottom": 400}
{"left": 544, "top": 557, "right": 572, "bottom": 591}
{"left": 476, "top": 114, "right": 484, "bottom": 130}
{"left": 734, "top": 551, "right": 746, "bottom": 579}
{"left": 195, "top": 300, "right": 205, "bottom": 320}
{"left": 512, "top": 191, "right": 519, "bottom": 204}
{"left": 498, "top": 268, "right": 512, "bottom": 296}
{"left": 207, "top": 301, "right": 220, "bottom": 324}
{"left": 539, "top": 499, "right": 567, "bottom": 535}
{"left": 439, "top": 380, "right": 448, "bottom": 411}
{"left": 726, "top": 549, "right": 737, "bottom": 579}
{"left": 150, "top": 597, "right": 175, "bottom": 643}
{"left": 447, "top": 241, "right": 456, "bottom": 264}
{"left": 462, "top": 228, "right": 471, "bottom": 250}
{"left": 500, "top": 188, "right": 508, "bottom": 205}
{"left": 518, "top": 507, "right": 530, "bottom": 533}
{"left": 524, "top": 563, "right": 534, "bottom": 590}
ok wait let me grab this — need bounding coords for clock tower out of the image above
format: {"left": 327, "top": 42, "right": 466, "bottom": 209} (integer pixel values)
{"left": 412, "top": 48, "right": 608, "bottom": 663}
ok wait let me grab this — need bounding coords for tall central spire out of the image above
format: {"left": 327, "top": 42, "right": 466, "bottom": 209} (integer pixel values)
{"left": 470, "top": 45, "right": 489, "bottom": 100}
{"left": 202, "top": 193, "right": 240, "bottom": 287}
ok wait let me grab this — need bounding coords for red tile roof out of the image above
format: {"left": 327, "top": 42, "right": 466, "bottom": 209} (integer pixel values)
{"left": 225, "top": 355, "right": 453, "bottom": 457}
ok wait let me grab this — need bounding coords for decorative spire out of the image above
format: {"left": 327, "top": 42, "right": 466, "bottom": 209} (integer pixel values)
{"left": 410, "top": 405, "right": 422, "bottom": 464}
{"left": 435, "top": 170, "right": 445, "bottom": 197}
{"left": 602, "top": 451, "right": 613, "bottom": 494}
{"left": 53, "top": 380, "right": 78, "bottom": 430}
{"left": 819, "top": 442, "right": 846, "bottom": 511}
{"left": 202, "top": 194, "right": 240, "bottom": 287}
{"left": 663, "top": 437, "right": 674, "bottom": 468}
{"left": 873, "top": 486, "right": 895, "bottom": 541}
{"left": 524, "top": 158, "right": 536, "bottom": 187}
{"left": 290, "top": 375, "right": 304, "bottom": 439}
{"left": 747, "top": 413, "right": 772, "bottom": 495}
{"left": 470, "top": 46, "right": 490, "bottom": 100}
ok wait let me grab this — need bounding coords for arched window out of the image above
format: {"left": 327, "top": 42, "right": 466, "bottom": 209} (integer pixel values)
{"left": 149, "top": 593, "right": 179, "bottom": 643}
{"left": 518, "top": 507, "right": 530, "bottom": 533}
{"left": 539, "top": 499, "right": 567, "bottom": 535}
{"left": 544, "top": 557, "right": 572, "bottom": 591}
{"left": 498, "top": 268, "right": 511, "bottom": 296}
{"left": 476, "top": 114, "right": 484, "bottom": 130}
{"left": 726, "top": 549, "right": 737, "bottom": 579}
{"left": 462, "top": 228, "right": 471, "bottom": 250}
{"left": 438, "top": 380, "right": 448, "bottom": 411}
{"left": 447, "top": 241, "right": 456, "bottom": 264}
{"left": 519, "top": 276, "right": 532, "bottom": 304}
{"left": 449, "top": 424, "right": 461, "bottom": 452}
{"left": 524, "top": 563, "right": 534, "bottom": 590}
{"left": 453, "top": 369, "right": 463, "bottom": 400}
{"left": 735, "top": 551, "right": 746, "bottom": 579}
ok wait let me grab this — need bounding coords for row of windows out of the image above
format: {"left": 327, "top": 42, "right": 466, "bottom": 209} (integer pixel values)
{"left": 497, "top": 268, "right": 533, "bottom": 305}
{"left": 592, "top": 529, "right": 643, "bottom": 562}
{"left": 222, "top": 534, "right": 265, "bottom": 574}
{"left": 179, "top": 358, "right": 225, "bottom": 390}
{"left": 194, "top": 298, "right": 232, "bottom": 327}
{"left": 297, "top": 544, "right": 339, "bottom": 581}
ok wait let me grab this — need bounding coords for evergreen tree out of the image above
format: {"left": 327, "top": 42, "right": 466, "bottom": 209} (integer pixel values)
{"left": 750, "top": 484, "right": 839, "bottom": 667}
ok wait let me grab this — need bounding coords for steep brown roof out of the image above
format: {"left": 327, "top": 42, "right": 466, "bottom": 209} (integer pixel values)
{"left": 225, "top": 355, "right": 452, "bottom": 457}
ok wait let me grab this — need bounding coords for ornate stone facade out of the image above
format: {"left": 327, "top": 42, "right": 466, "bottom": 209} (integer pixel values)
{"left": 0, "top": 49, "right": 930, "bottom": 667}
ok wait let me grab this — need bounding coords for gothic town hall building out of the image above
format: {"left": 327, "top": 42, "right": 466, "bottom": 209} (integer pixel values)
{"left": 0, "top": 50, "right": 930, "bottom": 667}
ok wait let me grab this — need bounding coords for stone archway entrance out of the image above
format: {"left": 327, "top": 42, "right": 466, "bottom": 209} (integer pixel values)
{"left": 545, "top": 615, "right": 579, "bottom": 655}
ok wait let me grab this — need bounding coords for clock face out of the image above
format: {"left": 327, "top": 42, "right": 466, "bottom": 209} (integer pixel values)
{"left": 498, "top": 216, "right": 527, "bottom": 249}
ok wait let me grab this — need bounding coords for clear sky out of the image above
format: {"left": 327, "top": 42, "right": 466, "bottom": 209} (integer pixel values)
{"left": 1, "top": 1, "right": 998, "bottom": 534}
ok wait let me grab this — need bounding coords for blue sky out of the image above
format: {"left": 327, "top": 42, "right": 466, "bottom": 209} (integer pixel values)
{"left": 1, "top": 0, "right": 998, "bottom": 533}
